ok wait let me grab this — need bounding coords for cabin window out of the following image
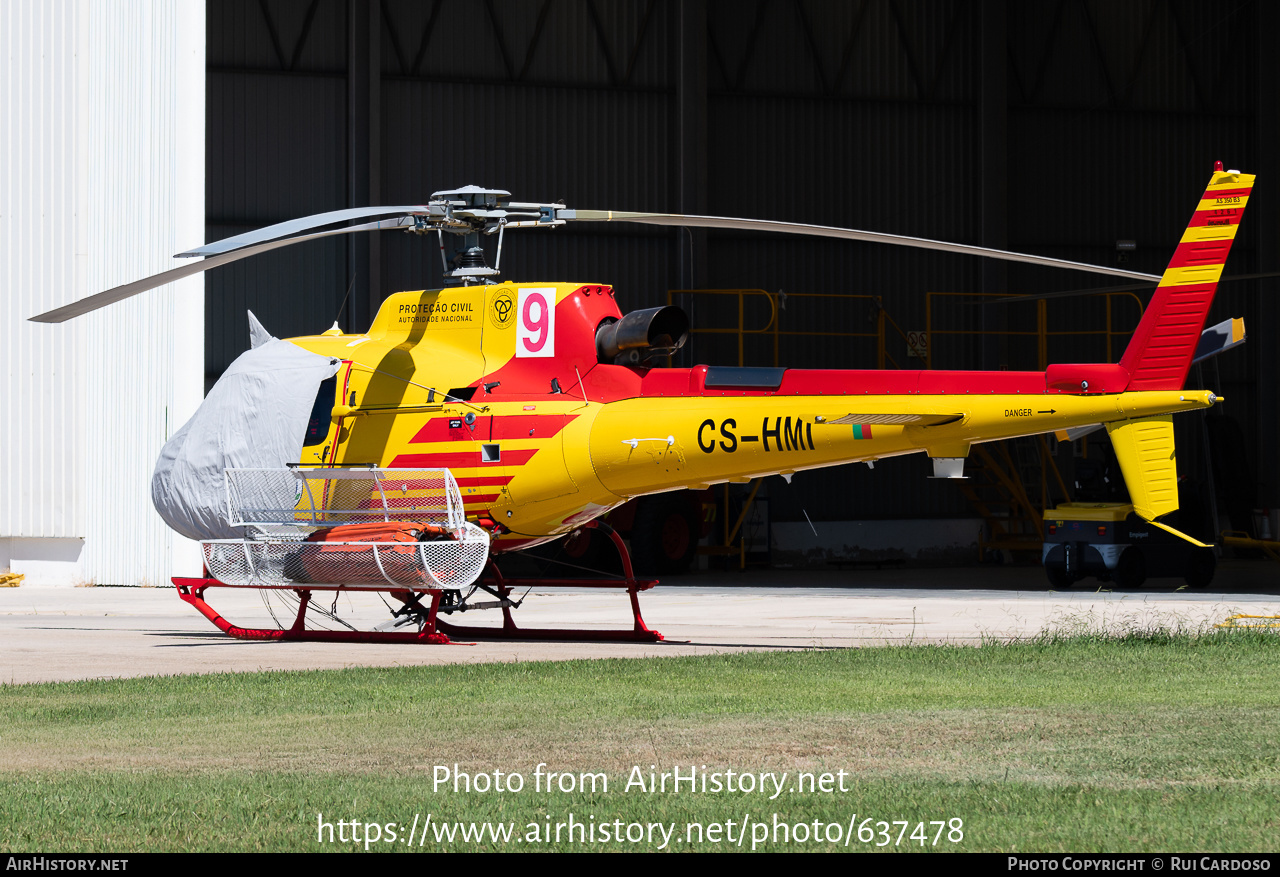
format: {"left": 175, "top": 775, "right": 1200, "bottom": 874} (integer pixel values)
{"left": 303, "top": 377, "right": 337, "bottom": 446}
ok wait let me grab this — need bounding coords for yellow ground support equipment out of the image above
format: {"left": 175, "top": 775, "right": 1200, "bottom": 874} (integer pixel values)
{"left": 1216, "top": 613, "right": 1280, "bottom": 629}
{"left": 1221, "top": 531, "right": 1280, "bottom": 563}
{"left": 1042, "top": 502, "right": 1215, "bottom": 589}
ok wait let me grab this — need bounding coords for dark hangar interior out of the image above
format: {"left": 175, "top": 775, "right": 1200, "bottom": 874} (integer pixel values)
{"left": 203, "top": 0, "right": 1280, "bottom": 555}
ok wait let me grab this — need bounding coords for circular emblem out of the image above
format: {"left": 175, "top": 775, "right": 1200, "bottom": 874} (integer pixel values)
{"left": 490, "top": 290, "right": 515, "bottom": 329}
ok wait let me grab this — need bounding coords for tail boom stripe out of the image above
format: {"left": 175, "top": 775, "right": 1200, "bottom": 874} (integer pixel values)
{"left": 1166, "top": 241, "right": 1235, "bottom": 270}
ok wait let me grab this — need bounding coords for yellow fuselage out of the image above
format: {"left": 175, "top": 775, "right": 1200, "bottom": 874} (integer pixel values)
{"left": 290, "top": 282, "right": 1214, "bottom": 549}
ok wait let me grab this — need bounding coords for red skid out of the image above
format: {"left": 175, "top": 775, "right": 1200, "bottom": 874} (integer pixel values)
{"left": 435, "top": 522, "right": 663, "bottom": 643}
{"left": 173, "top": 578, "right": 452, "bottom": 643}
{"left": 435, "top": 569, "right": 664, "bottom": 643}
{"left": 173, "top": 522, "right": 664, "bottom": 644}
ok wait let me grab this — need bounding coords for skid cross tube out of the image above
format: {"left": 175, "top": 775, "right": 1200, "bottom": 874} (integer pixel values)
{"left": 435, "top": 522, "right": 664, "bottom": 642}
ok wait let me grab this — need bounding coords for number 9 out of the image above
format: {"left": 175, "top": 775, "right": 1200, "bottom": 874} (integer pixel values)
{"left": 516, "top": 288, "right": 556, "bottom": 357}
{"left": 522, "top": 295, "right": 547, "bottom": 351}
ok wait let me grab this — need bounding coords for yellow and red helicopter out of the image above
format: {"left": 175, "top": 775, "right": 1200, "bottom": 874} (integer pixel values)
{"left": 31, "top": 164, "right": 1252, "bottom": 644}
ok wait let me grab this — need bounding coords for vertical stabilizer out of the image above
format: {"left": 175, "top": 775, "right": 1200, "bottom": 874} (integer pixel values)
{"left": 1119, "top": 166, "right": 1254, "bottom": 390}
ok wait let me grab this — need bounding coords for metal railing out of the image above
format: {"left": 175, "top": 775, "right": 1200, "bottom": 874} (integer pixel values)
{"left": 666, "top": 288, "right": 915, "bottom": 369}
{"left": 924, "top": 291, "right": 1145, "bottom": 371}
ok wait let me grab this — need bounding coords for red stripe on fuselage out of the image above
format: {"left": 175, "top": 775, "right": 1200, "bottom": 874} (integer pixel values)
{"left": 455, "top": 476, "right": 514, "bottom": 488}
{"left": 389, "top": 449, "right": 539, "bottom": 468}
{"left": 622, "top": 364, "right": 1047, "bottom": 399}
{"left": 409, "top": 414, "right": 579, "bottom": 443}
{"left": 460, "top": 494, "right": 500, "bottom": 505}
{"left": 352, "top": 475, "right": 513, "bottom": 491}
{"left": 408, "top": 418, "right": 483, "bottom": 444}
{"left": 491, "top": 414, "right": 578, "bottom": 440}
{"left": 371, "top": 477, "right": 471, "bottom": 491}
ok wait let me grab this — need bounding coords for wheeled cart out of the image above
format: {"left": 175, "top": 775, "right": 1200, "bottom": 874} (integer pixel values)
{"left": 1042, "top": 502, "right": 1215, "bottom": 589}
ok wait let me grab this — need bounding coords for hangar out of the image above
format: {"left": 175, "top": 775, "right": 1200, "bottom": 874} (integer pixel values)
{"left": 4, "top": 0, "right": 1277, "bottom": 585}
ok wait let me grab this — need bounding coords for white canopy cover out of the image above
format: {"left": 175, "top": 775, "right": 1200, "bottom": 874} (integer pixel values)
{"left": 151, "top": 313, "right": 340, "bottom": 540}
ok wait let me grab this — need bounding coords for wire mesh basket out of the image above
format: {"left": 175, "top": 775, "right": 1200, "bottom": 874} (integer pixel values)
{"left": 203, "top": 525, "right": 490, "bottom": 589}
{"left": 225, "top": 467, "right": 466, "bottom": 534}
{"left": 204, "top": 468, "right": 489, "bottom": 590}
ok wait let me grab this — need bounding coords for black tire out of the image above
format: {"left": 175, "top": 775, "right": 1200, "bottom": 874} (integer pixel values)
{"left": 1113, "top": 547, "right": 1146, "bottom": 588}
{"left": 630, "top": 493, "right": 700, "bottom": 575}
{"left": 525, "top": 527, "right": 620, "bottom": 577}
{"left": 561, "top": 526, "right": 605, "bottom": 563}
{"left": 560, "top": 526, "right": 622, "bottom": 575}
{"left": 1044, "top": 562, "right": 1075, "bottom": 589}
{"left": 1185, "top": 547, "right": 1216, "bottom": 589}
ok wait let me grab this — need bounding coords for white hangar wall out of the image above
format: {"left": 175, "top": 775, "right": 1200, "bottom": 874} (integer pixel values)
{"left": 1, "top": 0, "right": 206, "bottom": 585}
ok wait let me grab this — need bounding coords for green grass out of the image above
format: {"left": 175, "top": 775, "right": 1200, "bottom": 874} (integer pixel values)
{"left": 2, "top": 629, "right": 1278, "bottom": 851}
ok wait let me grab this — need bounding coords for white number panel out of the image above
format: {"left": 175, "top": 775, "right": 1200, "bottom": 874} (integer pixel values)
{"left": 516, "top": 288, "right": 556, "bottom": 358}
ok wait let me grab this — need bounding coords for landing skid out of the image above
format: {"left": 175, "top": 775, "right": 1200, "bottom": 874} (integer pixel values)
{"left": 173, "top": 578, "right": 453, "bottom": 644}
{"left": 174, "top": 522, "right": 663, "bottom": 644}
{"left": 438, "top": 523, "right": 663, "bottom": 642}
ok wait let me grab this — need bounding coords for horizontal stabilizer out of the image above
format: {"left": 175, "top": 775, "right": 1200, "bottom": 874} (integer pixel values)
{"left": 1192, "top": 316, "right": 1246, "bottom": 364}
{"left": 824, "top": 412, "right": 963, "bottom": 426}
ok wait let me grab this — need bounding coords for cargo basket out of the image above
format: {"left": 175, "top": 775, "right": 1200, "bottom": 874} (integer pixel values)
{"left": 203, "top": 468, "right": 489, "bottom": 590}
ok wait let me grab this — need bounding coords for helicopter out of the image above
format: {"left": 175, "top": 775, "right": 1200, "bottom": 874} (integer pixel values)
{"left": 30, "top": 164, "right": 1252, "bottom": 644}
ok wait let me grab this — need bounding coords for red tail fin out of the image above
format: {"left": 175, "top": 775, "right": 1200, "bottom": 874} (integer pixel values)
{"left": 1119, "top": 166, "right": 1254, "bottom": 391}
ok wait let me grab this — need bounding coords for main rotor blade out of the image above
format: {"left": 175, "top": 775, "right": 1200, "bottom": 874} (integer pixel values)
{"left": 979, "top": 270, "right": 1280, "bottom": 305}
{"left": 30, "top": 216, "right": 414, "bottom": 323}
{"left": 570, "top": 210, "right": 1161, "bottom": 282}
{"left": 176, "top": 205, "right": 430, "bottom": 257}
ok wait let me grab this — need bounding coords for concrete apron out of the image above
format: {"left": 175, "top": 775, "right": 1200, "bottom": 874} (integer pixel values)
{"left": 1, "top": 563, "right": 1278, "bottom": 684}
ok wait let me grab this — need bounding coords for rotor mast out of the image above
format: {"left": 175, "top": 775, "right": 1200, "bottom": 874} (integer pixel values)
{"left": 426, "top": 185, "right": 566, "bottom": 285}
